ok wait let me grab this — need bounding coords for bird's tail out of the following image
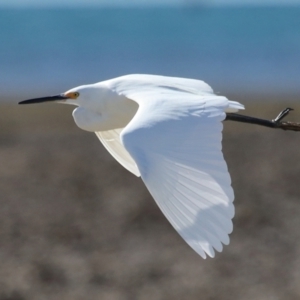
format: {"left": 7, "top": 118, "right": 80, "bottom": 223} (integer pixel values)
{"left": 226, "top": 100, "right": 245, "bottom": 113}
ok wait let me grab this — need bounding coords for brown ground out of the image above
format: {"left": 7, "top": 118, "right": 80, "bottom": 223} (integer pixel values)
{"left": 1, "top": 96, "right": 300, "bottom": 300}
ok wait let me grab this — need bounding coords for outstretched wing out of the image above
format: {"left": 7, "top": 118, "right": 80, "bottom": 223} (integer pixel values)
{"left": 95, "top": 75, "right": 243, "bottom": 181}
{"left": 112, "top": 81, "right": 239, "bottom": 258}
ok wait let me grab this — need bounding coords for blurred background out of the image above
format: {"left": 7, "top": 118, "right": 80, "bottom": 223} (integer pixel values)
{"left": 0, "top": 0, "right": 300, "bottom": 299}
{"left": 1, "top": 0, "right": 300, "bottom": 98}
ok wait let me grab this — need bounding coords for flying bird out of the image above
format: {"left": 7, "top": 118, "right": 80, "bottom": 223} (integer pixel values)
{"left": 19, "top": 74, "right": 297, "bottom": 258}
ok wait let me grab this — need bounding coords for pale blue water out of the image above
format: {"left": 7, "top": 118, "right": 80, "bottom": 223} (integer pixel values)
{"left": 0, "top": 6, "right": 299, "bottom": 99}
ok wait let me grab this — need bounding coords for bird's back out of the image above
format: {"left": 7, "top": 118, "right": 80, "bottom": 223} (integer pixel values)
{"left": 104, "top": 74, "right": 214, "bottom": 97}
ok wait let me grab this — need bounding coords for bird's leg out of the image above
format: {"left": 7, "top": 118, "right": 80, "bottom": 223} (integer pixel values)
{"left": 225, "top": 107, "right": 300, "bottom": 131}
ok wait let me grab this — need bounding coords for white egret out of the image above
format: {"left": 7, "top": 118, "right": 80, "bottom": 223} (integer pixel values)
{"left": 19, "top": 74, "right": 297, "bottom": 258}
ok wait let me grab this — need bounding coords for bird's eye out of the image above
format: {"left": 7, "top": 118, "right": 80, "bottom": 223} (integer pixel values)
{"left": 64, "top": 91, "right": 80, "bottom": 99}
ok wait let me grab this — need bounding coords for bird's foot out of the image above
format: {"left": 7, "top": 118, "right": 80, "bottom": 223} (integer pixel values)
{"left": 272, "top": 108, "right": 294, "bottom": 124}
{"left": 226, "top": 107, "right": 300, "bottom": 131}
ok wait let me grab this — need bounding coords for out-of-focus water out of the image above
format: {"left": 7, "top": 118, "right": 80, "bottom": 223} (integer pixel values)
{"left": 0, "top": 6, "right": 299, "bottom": 99}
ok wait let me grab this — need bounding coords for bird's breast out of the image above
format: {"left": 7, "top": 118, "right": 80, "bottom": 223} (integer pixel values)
{"left": 72, "top": 107, "right": 104, "bottom": 132}
{"left": 72, "top": 96, "right": 138, "bottom": 132}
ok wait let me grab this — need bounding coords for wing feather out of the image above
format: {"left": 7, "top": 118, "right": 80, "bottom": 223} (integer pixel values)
{"left": 95, "top": 129, "right": 140, "bottom": 176}
{"left": 99, "top": 75, "right": 244, "bottom": 258}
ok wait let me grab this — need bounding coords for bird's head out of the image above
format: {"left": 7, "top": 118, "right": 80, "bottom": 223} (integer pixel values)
{"left": 18, "top": 84, "right": 102, "bottom": 107}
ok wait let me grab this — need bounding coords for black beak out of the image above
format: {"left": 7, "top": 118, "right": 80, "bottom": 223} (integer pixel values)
{"left": 18, "top": 94, "right": 68, "bottom": 105}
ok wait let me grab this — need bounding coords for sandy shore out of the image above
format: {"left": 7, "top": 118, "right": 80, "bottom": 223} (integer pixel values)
{"left": 1, "top": 98, "right": 300, "bottom": 299}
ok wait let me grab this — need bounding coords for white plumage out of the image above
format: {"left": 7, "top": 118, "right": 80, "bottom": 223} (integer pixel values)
{"left": 20, "top": 74, "right": 245, "bottom": 259}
